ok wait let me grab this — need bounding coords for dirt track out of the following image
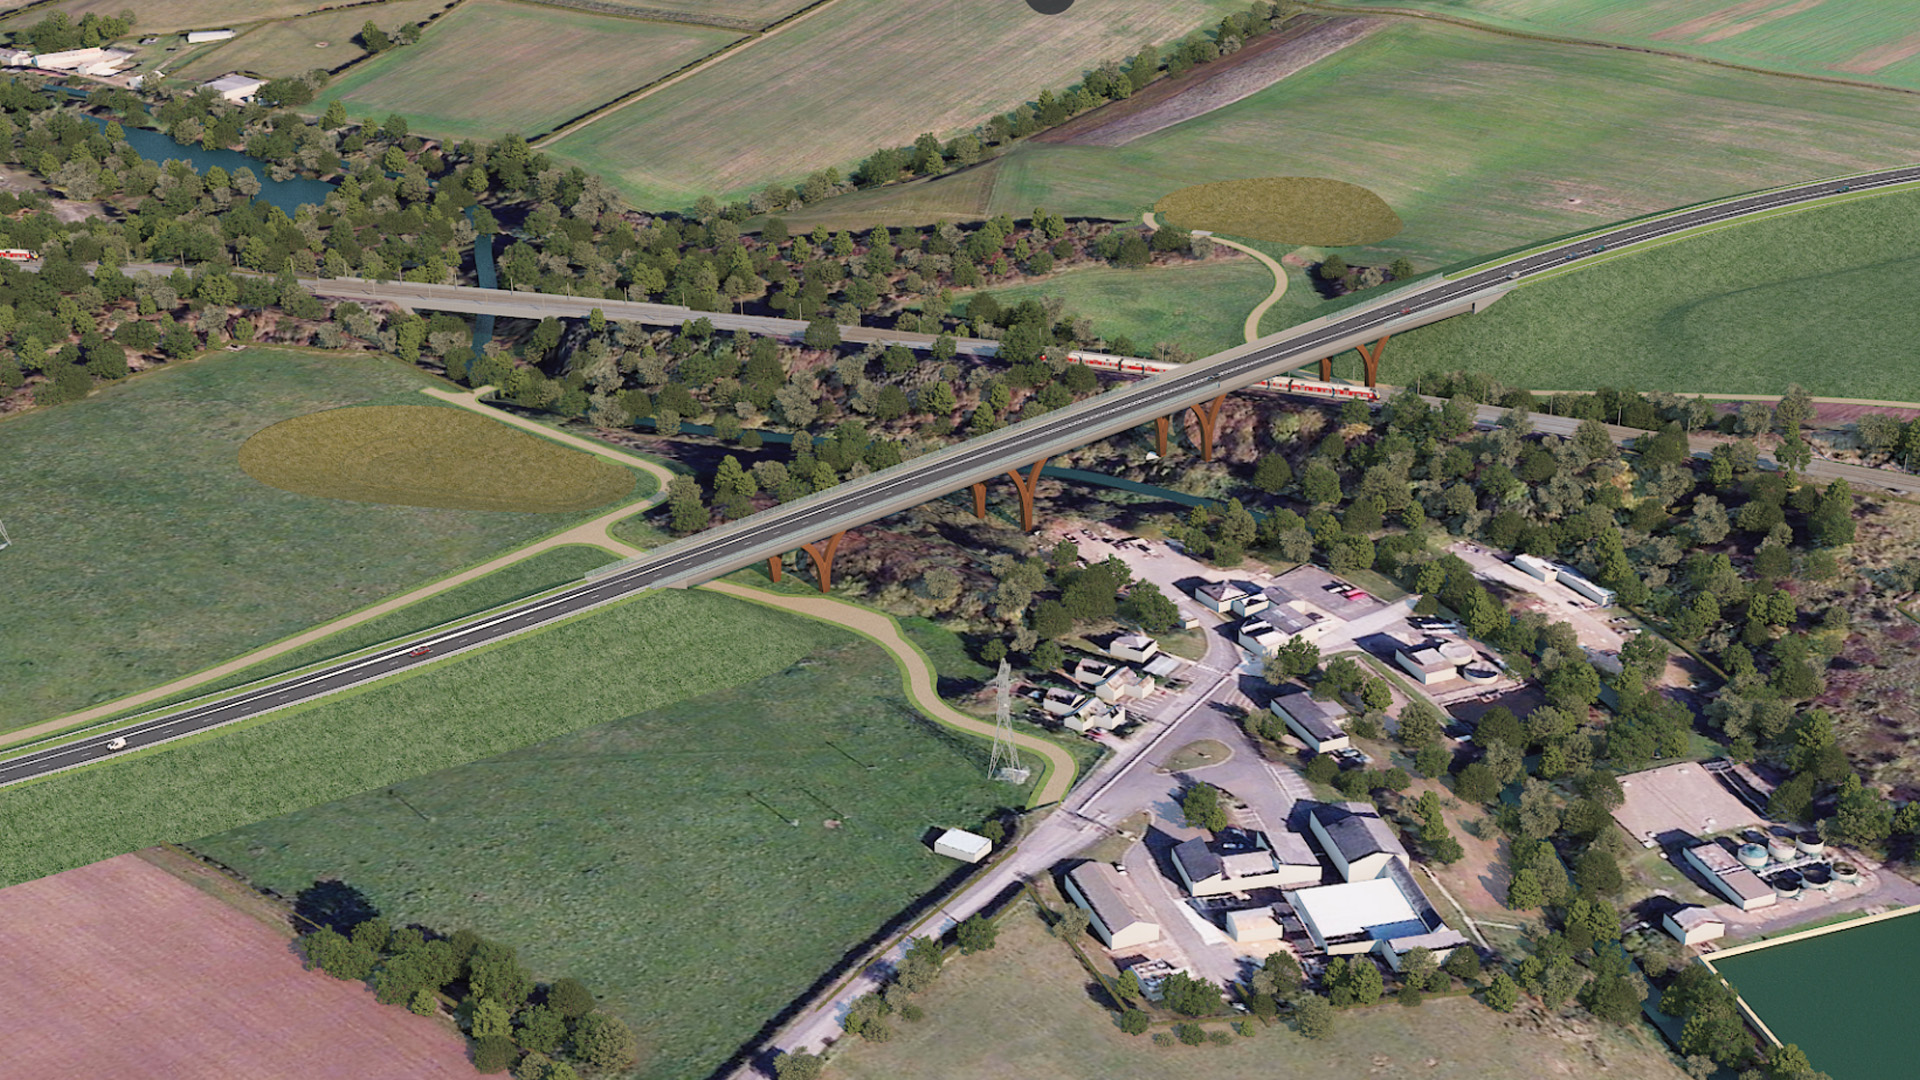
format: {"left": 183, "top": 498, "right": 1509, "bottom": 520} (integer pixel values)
{"left": 1037, "top": 16, "right": 1381, "bottom": 147}
{"left": 0, "top": 853, "right": 474, "bottom": 1079}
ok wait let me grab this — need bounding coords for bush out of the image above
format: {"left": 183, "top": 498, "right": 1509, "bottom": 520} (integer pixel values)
{"left": 1151, "top": 1032, "right": 1174, "bottom": 1047}
{"left": 1207, "top": 1029, "right": 1234, "bottom": 1046}
{"left": 899, "top": 1003, "right": 925, "bottom": 1022}
{"left": 473, "top": 1034, "right": 518, "bottom": 1074}
{"left": 1175, "top": 1022, "right": 1207, "bottom": 1046}
{"left": 571, "top": 1012, "right": 639, "bottom": 1070}
{"left": 1119, "top": 1008, "right": 1151, "bottom": 1035}
{"left": 545, "top": 977, "right": 596, "bottom": 1018}
{"left": 956, "top": 914, "right": 998, "bottom": 954}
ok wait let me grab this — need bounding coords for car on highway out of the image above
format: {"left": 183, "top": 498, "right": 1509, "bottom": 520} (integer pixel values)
{"left": 1506, "top": 270, "right": 1520, "bottom": 280}
{"left": 409, "top": 646, "right": 432, "bottom": 656}
{"left": 105, "top": 737, "right": 127, "bottom": 751}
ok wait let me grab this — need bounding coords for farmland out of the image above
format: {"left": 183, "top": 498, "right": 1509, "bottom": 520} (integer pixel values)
{"left": 239, "top": 404, "right": 635, "bottom": 512}
{"left": 955, "top": 257, "right": 1274, "bottom": 358}
{"left": 1384, "top": 185, "right": 1920, "bottom": 398}
{"left": 1155, "top": 176, "right": 1402, "bottom": 246}
{"left": 544, "top": 0, "right": 1252, "bottom": 208}
{"left": 170, "top": 0, "right": 460, "bottom": 83}
{"left": 1350, "top": 0, "right": 1920, "bottom": 93}
{"left": 0, "top": 349, "right": 617, "bottom": 730}
{"left": 829, "top": 897, "right": 1688, "bottom": 1080}
{"left": 533, "top": 0, "right": 817, "bottom": 27}
{"left": 0, "top": 0, "right": 344, "bottom": 36}
{"left": 0, "top": 852, "right": 476, "bottom": 1078}
{"left": 312, "top": 0, "right": 742, "bottom": 142}
{"left": 790, "top": 20, "right": 1920, "bottom": 270}
{"left": 0, "top": 589, "right": 836, "bottom": 887}
{"left": 193, "top": 629, "right": 1018, "bottom": 1080}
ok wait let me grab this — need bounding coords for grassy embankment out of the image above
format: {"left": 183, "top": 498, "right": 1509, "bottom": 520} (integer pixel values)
{"left": 193, "top": 627, "right": 1023, "bottom": 1080}
{"left": 310, "top": 0, "right": 742, "bottom": 142}
{"left": 955, "top": 258, "right": 1275, "bottom": 358}
{"left": 0, "top": 349, "right": 641, "bottom": 730}
{"left": 1383, "top": 185, "right": 1920, "bottom": 398}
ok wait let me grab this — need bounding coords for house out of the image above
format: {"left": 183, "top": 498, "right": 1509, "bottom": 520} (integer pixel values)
{"left": 1238, "top": 616, "right": 1288, "bottom": 657}
{"left": 186, "top": 29, "right": 237, "bottom": 43}
{"left": 1396, "top": 643, "right": 1458, "bottom": 685}
{"left": 1225, "top": 906, "right": 1287, "bottom": 942}
{"left": 1310, "top": 802, "right": 1409, "bottom": 881}
{"left": 1662, "top": 905, "right": 1726, "bottom": 945}
{"left": 1557, "top": 567, "right": 1615, "bottom": 606}
{"left": 1041, "top": 687, "right": 1085, "bottom": 717}
{"left": 202, "top": 73, "right": 266, "bottom": 103}
{"left": 1514, "top": 553, "right": 1557, "bottom": 582}
{"left": 1105, "top": 633, "right": 1160, "bottom": 665}
{"left": 1063, "top": 862, "right": 1160, "bottom": 949}
{"left": 932, "top": 828, "right": 991, "bottom": 864}
{"left": 1683, "top": 841, "right": 1777, "bottom": 911}
{"left": 1229, "top": 590, "right": 1270, "bottom": 617}
{"left": 1272, "top": 685, "right": 1350, "bottom": 754}
{"left": 1172, "top": 830, "right": 1321, "bottom": 896}
{"left": 1062, "top": 699, "right": 1124, "bottom": 735}
{"left": 1193, "top": 580, "right": 1248, "bottom": 614}
{"left": 1068, "top": 657, "right": 1117, "bottom": 688}
{"left": 1092, "top": 667, "right": 1156, "bottom": 704}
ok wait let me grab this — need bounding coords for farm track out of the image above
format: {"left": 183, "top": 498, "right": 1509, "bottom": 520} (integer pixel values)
{"left": 1142, "top": 210, "right": 1287, "bottom": 344}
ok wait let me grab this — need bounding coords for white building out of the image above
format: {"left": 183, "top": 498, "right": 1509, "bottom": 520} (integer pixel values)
{"left": 34, "top": 47, "right": 134, "bottom": 75}
{"left": 1272, "top": 685, "right": 1350, "bottom": 754}
{"left": 1171, "top": 831, "right": 1321, "bottom": 896}
{"left": 1225, "top": 906, "right": 1287, "bottom": 942}
{"left": 1396, "top": 643, "right": 1458, "bottom": 685}
{"left": 1683, "top": 842, "right": 1777, "bottom": 911}
{"left": 1514, "top": 553, "right": 1557, "bottom": 582}
{"left": 1662, "top": 906, "right": 1726, "bottom": 945}
{"left": 1285, "top": 861, "right": 1465, "bottom": 966}
{"left": 1106, "top": 633, "right": 1160, "bottom": 664}
{"left": 202, "top": 73, "right": 265, "bottom": 103}
{"left": 1238, "top": 616, "right": 1288, "bottom": 658}
{"left": 1062, "top": 699, "right": 1124, "bottom": 735}
{"left": 1193, "top": 580, "right": 1249, "bottom": 614}
{"left": 932, "top": 828, "right": 992, "bottom": 864}
{"left": 1557, "top": 567, "right": 1616, "bottom": 606}
{"left": 1310, "top": 802, "right": 1409, "bottom": 882}
{"left": 1063, "top": 862, "right": 1160, "bottom": 950}
{"left": 0, "top": 48, "right": 32, "bottom": 67}
{"left": 186, "top": 29, "right": 237, "bottom": 43}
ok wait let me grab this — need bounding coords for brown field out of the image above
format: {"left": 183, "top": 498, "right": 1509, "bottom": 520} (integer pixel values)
{"left": 0, "top": 851, "right": 475, "bottom": 1079}
{"left": 172, "top": 0, "right": 460, "bottom": 82}
{"left": 1835, "top": 30, "right": 1920, "bottom": 74}
{"left": 526, "top": 0, "right": 817, "bottom": 26}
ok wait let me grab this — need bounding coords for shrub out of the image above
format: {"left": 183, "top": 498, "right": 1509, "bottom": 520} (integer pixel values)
{"left": 571, "top": 1012, "right": 639, "bottom": 1070}
{"left": 1175, "top": 1022, "right": 1207, "bottom": 1046}
{"left": 545, "top": 977, "right": 596, "bottom": 1018}
{"left": 1119, "top": 1008, "right": 1151, "bottom": 1035}
{"left": 473, "top": 1034, "right": 518, "bottom": 1074}
{"left": 1151, "top": 1032, "right": 1174, "bottom": 1047}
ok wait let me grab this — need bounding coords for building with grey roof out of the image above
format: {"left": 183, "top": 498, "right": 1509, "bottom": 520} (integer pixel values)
{"left": 1171, "top": 830, "right": 1321, "bottom": 896}
{"left": 1310, "top": 801, "right": 1409, "bottom": 881}
{"left": 1272, "top": 684, "right": 1350, "bottom": 753}
{"left": 1062, "top": 861, "right": 1160, "bottom": 949}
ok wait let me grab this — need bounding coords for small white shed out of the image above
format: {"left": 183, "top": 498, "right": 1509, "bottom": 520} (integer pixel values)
{"left": 933, "top": 827, "right": 992, "bottom": 864}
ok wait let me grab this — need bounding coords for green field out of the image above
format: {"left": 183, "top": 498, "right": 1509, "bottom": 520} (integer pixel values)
{"left": 171, "top": 0, "right": 459, "bottom": 82}
{"left": 193, "top": 628, "right": 1017, "bottom": 1080}
{"left": 314, "top": 0, "right": 741, "bottom": 141}
{"left": 0, "top": 0, "right": 344, "bottom": 35}
{"left": 240, "top": 404, "right": 635, "bottom": 512}
{"left": 1710, "top": 911, "right": 1920, "bottom": 1080}
{"left": 1347, "top": 0, "right": 1920, "bottom": 92}
{"left": 0, "top": 589, "right": 838, "bottom": 884}
{"left": 544, "top": 0, "right": 1248, "bottom": 208}
{"left": 523, "top": 0, "right": 816, "bottom": 27}
{"left": 1156, "top": 176, "right": 1402, "bottom": 246}
{"left": 789, "top": 21, "right": 1920, "bottom": 270}
{"left": 830, "top": 897, "right": 1687, "bottom": 1080}
{"left": 0, "top": 350, "right": 637, "bottom": 730}
{"left": 956, "top": 257, "right": 1273, "bottom": 357}
{"left": 1381, "top": 185, "right": 1920, "bottom": 398}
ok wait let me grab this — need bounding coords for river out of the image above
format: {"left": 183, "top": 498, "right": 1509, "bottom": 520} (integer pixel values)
{"left": 83, "top": 116, "right": 335, "bottom": 217}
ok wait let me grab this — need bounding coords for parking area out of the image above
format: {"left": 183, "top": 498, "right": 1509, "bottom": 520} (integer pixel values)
{"left": 1450, "top": 542, "right": 1629, "bottom": 671}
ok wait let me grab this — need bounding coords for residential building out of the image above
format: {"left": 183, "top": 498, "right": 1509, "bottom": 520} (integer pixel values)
{"left": 932, "top": 828, "right": 991, "bottom": 864}
{"left": 1041, "top": 687, "right": 1084, "bottom": 717}
{"left": 1513, "top": 553, "right": 1557, "bottom": 581}
{"left": 1062, "top": 699, "right": 1124, "bottom": 735}
{"left": 1238, "top": 616, "right": 1288, "bottom": 657}
{"left": 1662, "top": 906, "right": 1727, "bottom": 945}
{"left": 186, "top": 29, "right": 237, "bottom": 43}
{"left": 1193, "top": 580, "right": 1248, "bottom": 614}
{"left": 1557, "top": 567, "right": 1616, "bottom": 606}
{"left": 1092, "top": 667, "right": 1155, "bottom": 704}
{"left": 1063, "top": 862, "right": 1160, "bottom": 949}
{"left": 1272, "top": 685, "right": 1350, "bottom": 754}
{"left": 1068, "top": 657, "right": 1117, "bottom": 688}
{"left": 1396, "top": 643, "right": 1458, "bottom": 685}
{"left": 1683, "top": 841, "right": 1777, "bottom": 911}
{"left": 1106, "top": 633, "right": 1160, "bottom": 664}
{"left": 1171, "top": 830, "right": 1321, "bottom": 896}
{"left": 1310, "top": 802, "right": 1409, "bottom": 881}
{"left": 202, "top": 73, "right": 265, "bottom": 103}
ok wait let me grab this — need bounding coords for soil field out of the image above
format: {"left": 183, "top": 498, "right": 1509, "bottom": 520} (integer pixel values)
{"left": 796, "top": 20, "right": 1920, "bottom": 270}
{"left": 545, "top": 0, "right": 1250, "bottom": 209}
{"left": 0, "top": 349, "right": 605, "bottom": 731}
{"left": 0, "top": 0, "right": 343, "bottom": 36}
{"left": 830, "top": 896, "right": 1688, "bottom": 1080}
{"left": 1350, "top": 0, "right": 1920, "bottom": 92}
{"left": 171, "top": 0, "right": 460, "bottom": 83}
{"left": 954, "top": 257, "right": 1274, "bottom": 358}
{"left": 524, "top": 0, "right": 816, "bottom": 27}
{"left": 1383, "top": 185, "right": 1920, "bottom": 398}
{"left": 312, "top": 0, "right": 741, "bottom": 142}
{"left": 194, "top": 632, "right": 1019, "bottom": 1080}
{"left": 0, "top": 852, "right": 474, "bottom": 1079}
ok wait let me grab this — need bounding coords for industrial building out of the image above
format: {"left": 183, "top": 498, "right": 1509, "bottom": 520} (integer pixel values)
{"left": 1193, "top": 580, "right": 1251, "bottom": 614}
{"left": 33, "top": 47, "right": 134, "bottom": 75}
{"left": 1556, "top": 567, "right": 1615, "bottom": 606}
{"left": 202, "top": 73, "right": 265, "bottom": 103}
{"left": 1284, "top": 861, "right": 1466, "bottom": 965}
{"left": 1396, "top": 641, "right": 1474, "bottom": 685}
{"left": 1610, "top": 762, "right": 1766, "bottom": 848}
{"left": 1063, "top": 862, "right": 1161, "bottom": 949}
{"left": 1683, "top": 841, "right": 1778, "bottom": 911}
{"left": 1310, "top": 802, "right": 1409, "bottom": 881}
{"left": 1513, "top": 553, "right": 1557, "bottom": 581}
{"left": 186, "top": 29, "right": 237, "bottom": 43}
{"left": 1171, "top": 830, "right": 1321, "bottom": 896}
{"left": 1238, "top": 616, "right": 1288, "bottom": 657}
{"left": 1272, "top": 685, "right": 1351, "bottom": 753}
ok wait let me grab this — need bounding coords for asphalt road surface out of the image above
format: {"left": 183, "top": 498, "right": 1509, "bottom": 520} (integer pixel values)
{"left": 10, "top": 166, "right": 1918, "bottom": 789}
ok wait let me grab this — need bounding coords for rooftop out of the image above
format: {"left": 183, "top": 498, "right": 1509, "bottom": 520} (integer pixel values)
{"left": 1314, "top": 801, "right": 1409, "bottom": 864}
{"left": 1401, "top": 644, "right": 1455, "bottom": 673}
{"left": 1670, "top": 906, "right": 1724, "bottom": 929}
{"left": 1287, "top": 876, "right": 1426, "bottom": 942}
{"left": 1196, "top": 581, "right": 1248, "bottom": 603}
{"left": 1067, "top": 862, "right": 1152, "bottom": 932}
{"left": 1612, "top": 762, "right": 1765, "bottom": 843}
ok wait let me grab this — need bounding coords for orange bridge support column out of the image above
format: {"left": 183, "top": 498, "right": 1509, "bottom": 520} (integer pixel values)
{"left": 767, "top": 555, "right": 783, "bottom": 584}
{"left": 1355, "top": 334, "right": 1390, "bottom": 387}
{"left": 799, "top": 531, "right": 847, "bottom": 593}
{"left": 1003, "top": 458, "right": 1050, "bottom": 533}
{"left": 1319, "top": 356, "right": 1333, "bottom": 382}
{"left": 1154, "top": 416, "right": 1170, "bottom": 457}
{"left": 1187, "top": 395, "right": 1227, "bottom": 462}
{"left": 971, "top": 481, "right": 988, "bottom": 520}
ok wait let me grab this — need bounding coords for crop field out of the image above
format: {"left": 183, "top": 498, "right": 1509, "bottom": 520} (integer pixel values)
{"left": 797, "top": 21, "right": 1920, "bottom": 270}
{"left": 171, "top": 0, "right": 461, "bottom": 83}
{"left": 1155, "top": 176, "right": 1402, "bottom": 246}
{"left": 1385, "top": 185, "right": 1920, "bottom": 398}
{"left": 0, "top": 350, "right": 620, "bottom": 730}
{"left": 240, "top": 404, "right": 635, "bottom": 511}
{"left": 0, "top": 0, "right": 344, "bottom": 36}
{"left": 1709, "top": 908, "right": 1920, "bottom": 1080}
{"left": 0, "top": 588, "right": 834, "bottom": 887}
{"left": 544, "top": 0, "right": 1250, "bottom": 208}
{"left": 830, "top": 898, "right": 1688, "bottom": 1080}
{"left": 193, "top": 630, "right": 1016, "bottom": 1080}
{"left": 0, "top": 852, "right": 475, "bottom": 1078}
{"left": 1353, "top": 0, "right": 1920, "bottom": 92}
{"left": 529, "top": 0, "right": 817, "bottom": 27}
{"left": 312, "top": 0, "right": 742, "bottom": 142}
{"left": 956, "top": 257, "right": 1273, "bottom": 358}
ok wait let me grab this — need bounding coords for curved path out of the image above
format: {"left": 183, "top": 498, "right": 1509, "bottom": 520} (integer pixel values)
{"left": 1144, "top": 210, "right": 1288, "bottom": 343}
{"left": 702, "top": 580, "right": 1075, "bottom": 806}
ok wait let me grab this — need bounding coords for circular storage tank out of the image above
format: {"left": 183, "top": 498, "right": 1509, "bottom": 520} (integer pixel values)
{"left": 1773, "top": 871, "right": 1803, "bottom": 898}
{"left": 1738, "top": 843, "right": 1770, "bottom": 869}
{"left": 1834, "top": 862, "right": 1860, "bottom": 883}
{"left": 1438, "top": 641, "right": 1476, "bottom": 664}
{"left": 1768, "top": 836, "right": 1797, "bottom": 862}
{"left": 1461, "top": 666, "right": 1500, "bottom": 686}
{"left": 1801, "top": 864, "right": 1833, "bottom": 889}
{"left": 1797, "top": 833, "right": 1826, "bottom": 857}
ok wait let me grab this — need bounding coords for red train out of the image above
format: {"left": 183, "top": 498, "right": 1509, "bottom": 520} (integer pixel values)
{"left": 0, "top": 249, "right": 39, "bottom": 262}
{"left": 1052, "top": 349, "right": 1379, "bottom": 402}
